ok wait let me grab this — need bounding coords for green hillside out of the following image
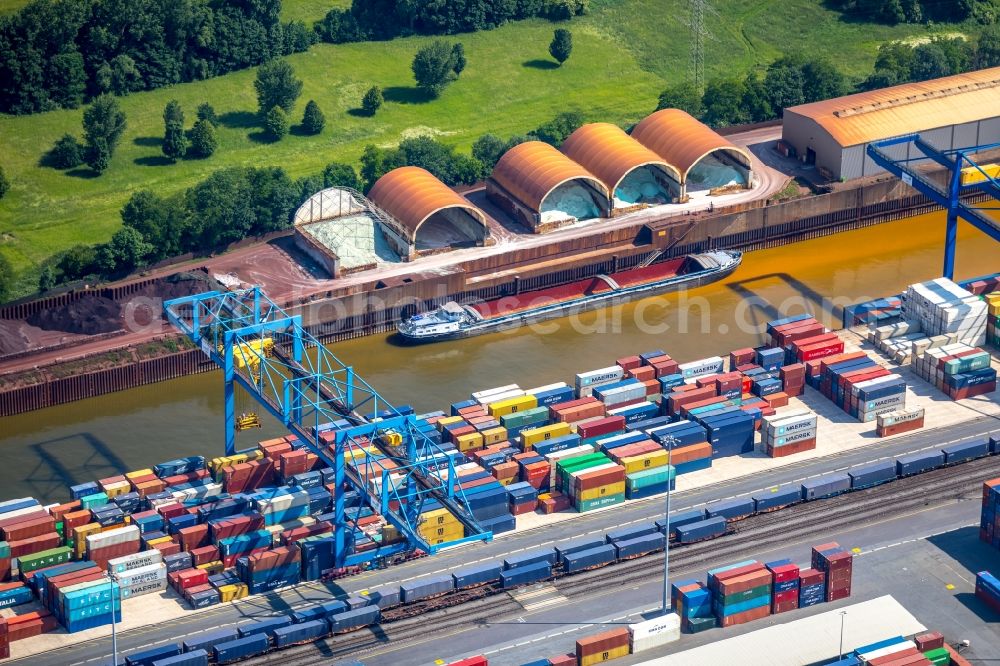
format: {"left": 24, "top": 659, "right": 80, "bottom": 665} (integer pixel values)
{"left": 0, "top": 0, "right": 974, "bottom": 298}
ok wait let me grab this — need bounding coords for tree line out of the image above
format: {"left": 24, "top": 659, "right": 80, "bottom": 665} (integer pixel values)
{"left": 658, "top": 28, "right": 1000, "bottom": 128}
{"left": 828, "top": 0, "right": 985, "bottom": 24}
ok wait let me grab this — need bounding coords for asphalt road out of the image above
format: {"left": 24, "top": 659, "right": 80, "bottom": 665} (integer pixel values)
{"left": 18, "top": 416, "right": 1000, "bottom": 666}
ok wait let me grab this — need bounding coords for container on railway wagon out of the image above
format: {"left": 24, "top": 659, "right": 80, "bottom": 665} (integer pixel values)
{"left": 182, "top": 628, "right": 239, "bottom": 653}
{"left": 150, "top": 649, "right": 208, "bottom": 666}
{"left": 605, "top": 522, "right": 660, "bottom": 545}
{"left": 614, "top": 533, "right": 666, "bottom": 560}
{"left": 236, "top": 615, "right": 295, "bottom": 639}
{"left": 401, "top": 574, "right": 454, "bottom": 603}
{"left": 554, "top": 538, "right": 606, "bottom": 564}
{"left": 453, "top": 563, "right": 502, "bottom": 589}
{"left": 503, "top": 548, "right": 558, "bottom": 570}
{"left": 847, "top": 460, "right": 897, "bottom": 490}
{"left": 705, "top": 497, "right": 754, "bottom": 521}
{"left": 895, "top": 450, "right": 945, "bottom": 477}
{"left": 989, "top": 432, "right": 1000, "bottom": 454}
{"left": 563, "top": 545, "right": 617, "bottom": 573}
{"left": 800, "top": 473, "right": 851, "bottom": 501}
{"left": 125, "top": 644, "right": 181, "bottom": 666}
{"left": 291, "top": 600, "right": 348, "bottom": 624}
{"left": 751, "top": 486, "right": 801, "bottom": 512}
{"left": 364, "top": 585, "right": 401, "bottom": 609}
{"left": 500, "top": 560, "right": 551, "bottom": 588}
{"left": 272, "top": 619, "right": 329, "bottom": 647}
{"left": 660, "top": 509, "right": 709, "bottom": 538}
{"left": 943, "top": 438, "right": 990, "bottom": 465}
{"left": 329, "top": 606, "right": 380, "bottom": 633}
{"left": 675, "top": 517, "right": 726, "bottom": 544}
{"left": 212, "top": 634, "right": 269, "bottom": 664}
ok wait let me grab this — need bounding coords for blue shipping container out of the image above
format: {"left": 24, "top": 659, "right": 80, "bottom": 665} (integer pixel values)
{"left": 151, "top": 649, "right": 209, "bottom": 666}
{"left": 213, "top": 635, "right": 269, "bottom": 664}
{"left": 125, "top": 644, "right": 181, "bottom": 666}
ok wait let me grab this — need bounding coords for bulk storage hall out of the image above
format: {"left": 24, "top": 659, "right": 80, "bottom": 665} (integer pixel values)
{"left": 781, "top": 65, "right": 1000, "bottom": 181}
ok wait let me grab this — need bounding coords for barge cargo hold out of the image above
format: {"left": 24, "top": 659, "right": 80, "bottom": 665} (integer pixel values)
{"left": 395, "top": 251, "right": 742, "bottom": 343}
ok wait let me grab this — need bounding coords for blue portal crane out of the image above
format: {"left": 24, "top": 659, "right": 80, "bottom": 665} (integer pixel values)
{"left": 163, "top": 287, "right": 492, "bottom": 568}
{"left": 866, "top": 136, "right": 1000, "bottom": 279}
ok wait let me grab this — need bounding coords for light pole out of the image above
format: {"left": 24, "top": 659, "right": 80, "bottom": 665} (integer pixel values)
{"left": 661, "top": 447, "right": 672, "bottom": 615}
{"left": 838, "top": 610, "right": 847, "bottom": 659}
{"left": 108, "top": 572, "right": 119, "bottom": 666}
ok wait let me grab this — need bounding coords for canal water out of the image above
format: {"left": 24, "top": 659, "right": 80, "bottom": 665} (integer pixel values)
{"left": 3, "top": 212, "right": 999, "bottom": 502}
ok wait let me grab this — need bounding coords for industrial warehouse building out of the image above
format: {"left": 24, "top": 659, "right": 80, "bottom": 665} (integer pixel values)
{"left": 782, "top": 66, "right": 1000, "bottom": 181}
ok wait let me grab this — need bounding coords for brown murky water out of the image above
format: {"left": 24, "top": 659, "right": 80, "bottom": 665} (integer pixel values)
{"left": 2, "top": 212, "right": 998, "bottom": 501}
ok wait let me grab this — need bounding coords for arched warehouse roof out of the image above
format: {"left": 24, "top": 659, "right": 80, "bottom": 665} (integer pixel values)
{"left": 367, "top": 166, "right": 488, "bottom": 244}
{"left": 630, "top": 109, "right": 753, "bottom": 182}
{"left": 491, "top": 141, "right": 609, "bottom": 213}
{"left": 560, "top": 122, "right": 682, "bottom": 193}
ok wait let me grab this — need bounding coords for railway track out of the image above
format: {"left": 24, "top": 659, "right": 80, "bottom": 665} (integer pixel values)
{"left": 246, "top": 454, "right": 1000, "bottom": 665}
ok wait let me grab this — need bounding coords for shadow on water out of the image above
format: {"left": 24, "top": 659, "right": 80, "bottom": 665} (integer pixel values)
{"left": 24, "top": 433, "right": 131, "bottom": 499}
{"left": 724, "top": 272, "right": 846, "bottom": 332}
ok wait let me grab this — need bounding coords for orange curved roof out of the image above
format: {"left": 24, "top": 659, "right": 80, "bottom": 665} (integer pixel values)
{"left": 367, "top": 166, "right": 487, "bottom": 241}
{"left": 631, "top": 109, "right": 752, "bottom": 180}
{"left": 491, "top": 141, "right": 609, "bottom": 213}
{"left": 561, "top": 123, "right": 682, "bottom": 192}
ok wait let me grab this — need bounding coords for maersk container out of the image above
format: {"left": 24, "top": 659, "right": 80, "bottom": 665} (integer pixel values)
{"left": 895, "top": 450, "right": 944, "bottom": 477}
{"left": 801, "top": 473, "right": 851, "bottom": 500}
{"left": 400, "top": 574, "right": 454, "bottom": 603}
{"left": 752, "top": 486, "right": 801, "bottom": 512}
{"left": 606, "top": 522, "right": 659, "bottom": 545}
{"left": 848, "top": 460, "right": 897, "bottom": 489}
{"left": 150, "top": 649, "right": 208, "bottom": 666}
{"left": 236, "top": 615, "right": 293, "bottom": 638}
{"left": 272, "top": 619, "right": 329, "bottom": 647}
{"left": 213, "top": 635, "right": 269, "bottom": 664}
{"left": 563, "top": 545, "right": 617, "bottom": 573}
{"left": 125, "top": 645, "right": 182, "bottom": 666}
{"left": 503, "top": 548, "right": 557, "bottom": 570}
{"left": 182, "top": 628, "right": 239, "bottom": 653}
{"left": 329, "top": 606, "right": 379, "bottom": 633}
{"left": 554, "top": 539, "right": 606, "bottom": 564}
{"left": 675, "top": 517, "right": 726, "bottom": 544}
{"left": 705, "top": 497, "right": 754, "bottom": 521}
{"left": 453, "top": 563, "right": 502, "bottom": 589}
{"left": 943, "top": 438, "right": 990, "bottom": 465}
{"left": 614, "top": 533, "right": 665, "bottom": 559}
{"left": 500, "top": 561, "right": 551, "bottom": 588}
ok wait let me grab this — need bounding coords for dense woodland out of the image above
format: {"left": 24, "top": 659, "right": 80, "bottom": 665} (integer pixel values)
{"left": 828, "top": 0, "right": 990, "bottom": 24}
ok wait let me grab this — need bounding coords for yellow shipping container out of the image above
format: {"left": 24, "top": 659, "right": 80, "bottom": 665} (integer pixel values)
{"left": 196, "top": 560, "right": 225, "bottom": 574}
{"left": 100, "top": 522, "right": 126, "bottom": 532}
{"left": 145, "top": 536, "right": 173, "bottom": 546}
{"left": 620, "top": 450, "right": 669, "bottom": 474}
{"left": 436, "top": 416, "right": 465, "bottom": 431}
{"left": 960, "top": 162, "right": 1000, "bottom": 186}
{"left": 986, "top": 293, "right": 1000, "bottom": 315}
{"left": 521, "top": 423, "right": 571, "bottom": 449}
{"left": 419, "top": 524, "right": 465, "bottom": 540}
{"left": 72, "top": 524, "right": 101, "bottom": 557}
{"left": 488, "top": 394, "right": 538, "bottom": 418}
{"left": 382, "top": 524, "right": 403, "bottom": 544}
{"left": 580, "top": 644, "right": 630, "bottom": 666}
{"left": 420, "top": 508, "right": 456, "bottom": 526}
{"left": 578, "top": 481, "right": 626, "bottom": 502}
{"left": 218, "top": 583, "right": 249, "bottom": 602}
{"left": 101, "top": 482, "right": 131, "bottom": 498}
{"left": 455, "top": 431, "right": 485, "bottom": 452}
{"left": 125, "top": 468, "right": 155, "bottom": 480}
{"left": 481, "top": 426, "right": 508, "bottom": 445}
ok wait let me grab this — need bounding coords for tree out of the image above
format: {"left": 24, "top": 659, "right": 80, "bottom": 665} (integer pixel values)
{"left": 911, "top": 43, "right": 953, "bottom": 81}
{"left": 82, "top": 95, "right": 126, "bottom": 172}
{"left": 549, "top": 29, "right": 573, "bottom": 65}
{"left": 47, "top": 52, "right": 86, "bottom": 109}
{"left": 49, "top": 134, "right": 84, "bottom": 169}
{"left": 472, "top": 134, "right": 507, "bottom": 172}
{"left": 98, "top": 226, "right": 152, "bottom": 275}
{"left": 56, "top": 244, "right": 98, "bottom": 281}
{"left": 322, "top": 162, "right": 361, "bottom": 190}
{"left": 196, "top": 103, "right": 218, "bottom": 125}
{"left": 38, "top": 264, "right": 56, "bottom": 292}
{"left": 264, "top": 105, "right": 289, "bottom": 140}
{"left": 763, "top": 57, "right": 805, "bottom": 115}
{"left": 702, "top": 79, "right": 750, "bottom": 127}
{"left": 0, "top": 253, "right": 12, "bottom": 303}
{"left": 188, "top": 119, "right": 218, "bottom": 158}
{"left": 162, "top": 100, "right": 187, "bottom": 161}
{"left": 978, "top": 25, "right": 1000, "bottom": 69}
{"left": 121, "top": 190, "right": 181, "bottom": 259}
{"left": 301, "top": 100, "right": 325, "bottom": 134}
{"left": 741, "top": 73, "right": 773, "bottom": 122}
{"left": 801, "top": 60, "right": 847, "bottom": 103}
{"left": 412, "top": 41, "right": 459, "bottom": 97}
{"left": 360, "top": 145, "right": 391, "bottom": 190}
{"left": 163, "top": 100, "right": 184, "bottom": 127}
{"left": 452, "top": 43, "right": 466, "bottom": 75}
{"left": 254, "top": 59, "right": 303, "bottom": 114}
{"left": 362, "top": 85, "right": 383, "bottom": 115}
{"left": 532, "top": 111, "right": 584, "bottom": 146}
{"left": 0, "top": 166, "right": 9, "bottom": 200}
{"left": 656, "top": 81, "right": 704, "bottom": 117}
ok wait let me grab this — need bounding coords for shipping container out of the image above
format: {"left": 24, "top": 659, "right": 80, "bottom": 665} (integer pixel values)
{"left": 212, "top": 635, "right": 269, "bottom": 664}
{"left": 236, "top": 615, "right": 293, "bottom": 638}
{"left": 563, "top": 545, "right": 616, "bottom": 573}
{"left": 848, "top": 460, "right": 897, "bottom": 489}
{"left": 895, "top": 450, "right": 945, "bottom": 477}
{"left": 752, "top": 487, "right": 801, "bottom": 512}
{"left": 705, "top": 498, "right": 754, "bottom": 521}
{"left": 453, "top": 563, "right": 502, "bottom": 589}
{"left": 801, "top": 473, "right": 851, "bottom": 501}
{"left": 676, "top": 517, "right": 726, "bottom": 544}
{"left": 942, "top": 438, "right": 990, "bottom": 465}
{"left": 272, "top": 619, "right": 329, "bottom": 647}
{"left": 329, "top": 606, "right": 379, "bottom": 633}
{"left": 150, "top": 649, "right": 208, "bottom": 666}
{"left": 501, "top": 561, "right": 551, "bottom": 588}
{"left": 400, "top": 575, "right": 454, "bottom": 603}
{"left": 182, "top": 628, "right": 239, "bottom": 654}
{"left": 124, "top": 644, "right": 181, "bottom": 666}
{"left": 614, "top": 533, "right": 665, "bottom": 559}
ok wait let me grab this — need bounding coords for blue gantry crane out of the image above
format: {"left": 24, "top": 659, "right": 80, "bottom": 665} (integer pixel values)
{"left": 163, "top": 287, "right": 492, "bottom": 568}
{"left": 867, "top": 136, "right": 1000, "bottom": 280}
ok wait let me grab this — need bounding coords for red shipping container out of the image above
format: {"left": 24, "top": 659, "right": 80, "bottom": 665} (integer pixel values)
{"left": 511, "top": 502, "right": 537, "bottom": 515}
{"left": 549, "top": 397, "right": 602, "bottom": 417}
{"left": 772, "top": 599, "right": 798, "bottom": 614}
{"left": 647, "top": 358, "right": 679, "bottom": 377}
{"left": 190, "top": 545, "right": 220, "bottom": 566}
{"left": 798, "top": 341, "right": 846, "bottom": 362}
{"left": 156, "top": 503, "right": 187, "bottom": 520}
{"left": 867, "top": 648, "right": 921, "bottom": 665}
{"left": 210, "top": 514, "right": 265, "bottom": 542}
{"left": 798, "top": 568, "right": 826, "bottom": 586}
{"left": 766, "top": 438, "right": 816, "bottom": 457}
{"left": 718, "top": 570, "right": 772, "bottom": 595}
{"left": 1, "top": 515, "right": 57, "bottom": 542}
{"left": 248, "top": 546, "right": 301, "bottom": 572}
{"left": 763, "top": 392, "right": 789, "bottom": 409}
{"left": 772, "top": 589, "right": 798, "bottom": 605}
{"left": 617, "top": 356, "right": 642, "bottom": 370}
{"left": 161, "top": 470, "right": 210, "bottom": 487}
{"left": 48, "top": 502, "right": 82, "bottom": 522}
{"left": 718, "top": 604, "right": 770, "bottom": 627}
{"left": 914, "top": 631, "right": 944, "bottom": 651}
{"left": 669, "top": 442, "right": 713, "bottom": 464}
{"left": 281, "top": 521, "right": 333, "bottom": 545}
{"left": 538, "top": 494, "right": 571, "bottom": 514}
{"left": 573, "top": 466, "right": 626, "bottom": 491}
{"left": 729, "top": 348, "right": 755, "bottom": 366}
{"left": 177, "top": 524, "right": 210, "bottom": 551}
{"left": 767, "top": 563, "right": 800, "bottom": 583}
{"left": 666, "top": 386, "right": 717, "bottom": 415}
{"left": 578, "top": 416, "right": 627, "bottom": 440}
{"left": 627, "top": 366, "right": 656, "bottom": 382}
{"left": 9, "top": 533, "right": 61, "bottom": 558}
{"left": 134, "top": 479, "right": 167, "bottom": 497}
{"left": 547, "top": 655, "right": 576, "bottom": 666}
{"left": 170, "top": 568, "right": 209, "bottom": 590}
{"left": 0, "top": 509, "right": 47, "bottom": 532}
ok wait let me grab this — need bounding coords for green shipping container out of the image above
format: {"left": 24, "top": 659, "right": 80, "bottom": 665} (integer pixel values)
{"left": 80, "top": 493, "right": 110, "bottom": 511}
{"left": 0, "top": 541, "right": 9, "bottom": 558}
{"left": 55, "top": 521, "right": 65, "bottom": 537}
{"left": 714, "top": 584, "right": 771, "bottom": 605}
{"left": 923, "top": 648, "right": 950, "bottom": 665}
{"left": 18, "top": 546, "right": 72, "bottom": 574}
{"left": 626, "top": 465, "right": 676, "bottom": 490}
{"left": 501, "top": 407, "right": 549, "bottom": 430}
{"left": 557, "top": 454, "right": 609, "bottom": 492}
{"left": 684, "top": 616, "right": 717, "bottom": 633}
{"left": 576, "top": 492, "right": 625, "bottom": 513}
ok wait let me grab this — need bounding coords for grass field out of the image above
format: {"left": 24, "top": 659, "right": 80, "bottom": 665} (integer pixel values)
{"left": 0, "top": 0, "right": 974, "bottom": 298}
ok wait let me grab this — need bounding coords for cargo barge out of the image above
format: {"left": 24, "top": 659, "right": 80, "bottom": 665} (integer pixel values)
{"left": 396, "top": 250, "right": 742, "bottom": 343}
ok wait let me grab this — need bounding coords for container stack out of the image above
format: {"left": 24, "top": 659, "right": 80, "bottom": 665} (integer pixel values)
{"left": 645, "top": 421, "right": 712, "bottom": 475}
{"left": 766, "top": 559, "right": 800, "bottom": 614}
{"left": 60, "top": 579, "right": 122, "bottom": 633}
{"left": 912, "top": 343, "right": 996, "bottom": 400}
{"left": 980, "top": 477, "right": 1000, "bottom": 551}
{"left": 902, "top": 278, "right": 988, "bottom": 347}
{"left": 767, "top": 315, "right": 844, "bottom": 365}
{"left": 709, "top": 561, "right": 772, "bottom": 627}
{"left": 875, "top": 406, "right": 925, "bottom": 437}
{"left": 238, "top": 545, "right": 301, "bottom": 595}
{"left": 812, "top": 541, "right": 853, "bottom": 601}
{"left": 575, "top": 628, "right": 630, "bottom": 666}
{"left": 505, "top": 482, "right": 539, "bottom": 515}
{"left": 558, "top": 453, "right": 627, "bottom": 513}
{"left": 672, "top": 580, "right": 716, "bottom": 633}
{"left": 85, "top": 525, "right": 140, "bottom": 570}
{"left": 761, "top": 411, "right": 817, "bottom": 457}
{"left": 987, "top": 292, "right": 1000, "bottom": 347}
{"left": 797, "top": 568, "right": 826, "bottom": 607}
{"left": 814, "top": 351, "right": 908, "bottom": 423}
{"left": 975, "top": 570, "right": 1000, "bottom": 614}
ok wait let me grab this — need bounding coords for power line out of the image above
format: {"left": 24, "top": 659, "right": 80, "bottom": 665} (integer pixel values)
{"left": 691, "top": 0, "right": 706, "bottom": 94}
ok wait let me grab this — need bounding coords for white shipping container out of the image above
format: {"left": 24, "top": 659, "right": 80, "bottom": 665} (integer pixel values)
{"left": 575, "top": 366, "right": 625, "bottom": 389}
{"left": 86, "top": 525, "right": 139, "bottom": 550}
{"left": 119, "top": 577, "right": 167, "bottom": 600}
{"left": 629, "top": 614, "right": 681, "bottom": 653}
{"left": 766, "top": 427, "right": 817, "bottom": 446}
{"left": 526, "top": 382, "right": 568, "bottom": 395}
{"left": 678, "top": 356, "right": 724, "bottom": 379}
{"left": 0, "top": 505, "right": 50, "bottom": 522}
{"left": 471, "top": 384, "right": 521, "bottom": 401}
{"left": 115, "top": 562, "right": 167, "bottom": 588}
{"left": 108, "top": 549, "right": 163, "bottom": 574}
{"left": 545, "top": 445, "right": 596, "bottom": 486}
{"left": 857, "top": 640, "right": 917, "bottom": 662}
{"left": 876, "top": 407, "right": 925, "bottom": 428}
{"left": 763, "top": 411, "right": 815, "bottom": 437}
